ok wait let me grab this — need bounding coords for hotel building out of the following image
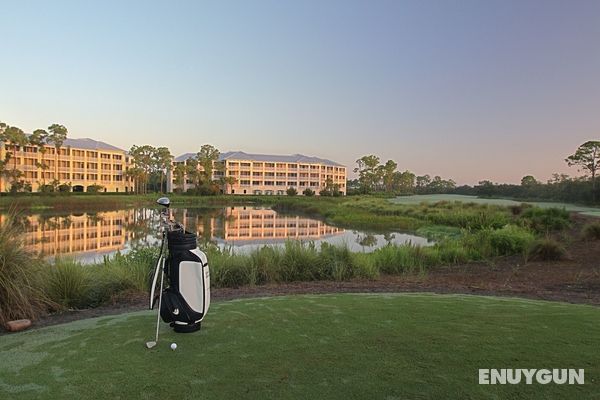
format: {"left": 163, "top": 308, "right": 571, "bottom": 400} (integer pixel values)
{"left": 169, "top": 151, "right": 347, "bottom": 195}
{"left": 0, "top": 137, "right": 132, "bottom": 192}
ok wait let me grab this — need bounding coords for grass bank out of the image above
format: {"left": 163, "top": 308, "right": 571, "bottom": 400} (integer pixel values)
{"left": 1, "top": 294, "right": 598, "bottom": 399}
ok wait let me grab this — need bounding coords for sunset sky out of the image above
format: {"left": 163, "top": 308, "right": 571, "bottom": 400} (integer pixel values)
{"left": 1, "top": 0, "right": 599, "bottom": 184}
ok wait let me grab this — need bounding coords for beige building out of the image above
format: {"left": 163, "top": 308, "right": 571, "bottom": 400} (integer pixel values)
{"left": 170, "top": 151, "right": 347, "bottom": 195}
{"left": 0, "top": 137, "right": 132, "bottom": 192}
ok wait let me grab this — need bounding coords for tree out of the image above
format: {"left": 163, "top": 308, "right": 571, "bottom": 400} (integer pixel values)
{"left": 303, "top": 188, "right": 315, "bottom": 196}
{"left": 354, "top": 155, "right": 380, "bottom": 193}
{"left": 415, "top": 175, "right": 431, "bottom": 193}
{"left": 184, "top": 157, "right": 201, "bottom": 190}
{"left": 286, "top": 187, "right": 298, "bottom": 196}
{"left": 219, "top": 176, "right": 237, "bottom": 194}
{"left": 320, "top": 177, "right": 341, "bottom": 196}
{"left": 378, "top": 160, "right": 397, "bottom": 193}
{"left": 566, "top": 141, "right": 600, "bottom": 201}
{"left": 129, "top": 145, "right": 156, "bottom": 194}
{"left": 154, "top": 147, "right": 172, "bottom": 193}
{"left": 3, "top": 125, "right": 27, "bottom": 190}
{"left": 393, "top": 170, "right": 416, "bottom": 194}
{"left": 521, "top": 175, "right": 539, "bottom": 187}
{"left": 196, "top": 144, "right": 220, "bottom": 185}
{"left": 30, "top": 129, "right": 50, "bottom": 187}
{"left": 0, "top": 122, "right": 8, "bottom": 192}
{"left": 47, "top": 124, "right": 68, "bottom": 186}
{"left": 173, "top": 163, "right": 187, "bottom": 190}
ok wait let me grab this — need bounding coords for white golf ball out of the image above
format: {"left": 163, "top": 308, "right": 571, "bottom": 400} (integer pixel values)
{"left": 171, "top": 343, "right": 177, "bottom": 350}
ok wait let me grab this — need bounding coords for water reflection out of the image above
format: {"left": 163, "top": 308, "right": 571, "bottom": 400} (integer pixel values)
{"left": 2, "top": 206, "right": 433, "bottom": 262}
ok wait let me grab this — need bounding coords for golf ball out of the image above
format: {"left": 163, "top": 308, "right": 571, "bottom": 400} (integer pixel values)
{"left": 171, "top": 343, "right": 177, "bottom": 350}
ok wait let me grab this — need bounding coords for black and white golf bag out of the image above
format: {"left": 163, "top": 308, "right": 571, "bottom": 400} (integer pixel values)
{"left": 159, "top": 230, "right": 210, "bottom": 333}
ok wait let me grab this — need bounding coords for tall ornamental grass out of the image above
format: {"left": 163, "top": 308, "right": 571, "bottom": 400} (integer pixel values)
{"left": 0, "top": 212, "right": 55, "bottom": 326}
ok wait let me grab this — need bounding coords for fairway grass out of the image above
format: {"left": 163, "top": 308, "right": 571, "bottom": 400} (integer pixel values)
{"left": 391, "top": 194, "right": 600, "bottom": 217}
{"left": 1, "top": 294, "right": 599, "bottom": 399}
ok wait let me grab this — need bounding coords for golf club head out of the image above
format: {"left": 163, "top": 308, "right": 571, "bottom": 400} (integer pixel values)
{"left": 157, "top": 197, "right": 170, "bottom": 208}
{"left": 145, "top": 341, "right": 157, "bottom": 349}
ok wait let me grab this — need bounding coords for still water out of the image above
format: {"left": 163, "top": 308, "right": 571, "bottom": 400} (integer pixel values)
{"left": 5, "top": 206, "right": 432, "bottom": 263}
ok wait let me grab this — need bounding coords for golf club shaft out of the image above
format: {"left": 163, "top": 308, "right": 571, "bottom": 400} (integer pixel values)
{"left": 155, "top": 256, "right": 165, "bottom": 342}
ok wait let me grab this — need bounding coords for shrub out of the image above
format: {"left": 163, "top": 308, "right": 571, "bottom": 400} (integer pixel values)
{"left": 286, "top": 187, "right": 298, "bottom": 196}
{"left": 45, "top": 260, "right": 91, "bottom": 308}
{"left": 58, "top": 183, "right": 71, "bottom": 192}
{"left": 527, "top": 238, "right": 567, "bottom": 261}
{"left": 488, "top": 225, "right": 535, "bottom": 256}
{"left": 582, "top": 222, "right": 600, "bottom": 240}
{"left": 0, "top": 212, "right": 54, "bottom": 326}
{"left": 521, "top": 207, "right": 570, "bottom": 233}
{"left": 87, "top": 184, "right": 104, "bottom": 193}
{"left": 303, "top": 188, "right": 315, "bottom": 196}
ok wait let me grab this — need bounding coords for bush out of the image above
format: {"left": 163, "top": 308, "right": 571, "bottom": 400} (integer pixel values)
{"left": 528, "top": 238, "right": 567, "bottom": 261}
{"left": 303, "top": 188, "right": 315, "bottom": 196}
{"left": 58, "top": 184, "right": 71, "bottom": 192}
{"left": 520, "top": 207, "right": 570, "bottom": 233}
{"left": 87, "top": 184, "right": 104, "bottom": 193}
{"left": 0, "top": 213, "right": 54, "bottom": 326}
{"left": 45, "top": 260, "right": 91, "bottom": 308}
{"left": 286, "top": 187, "right": 298, "bottom": 196}
{"left": 488, "top": 225, "right": 535, "bottom": 256}
{"left": 582, "top": 222, "right": 600, "bottom": 240}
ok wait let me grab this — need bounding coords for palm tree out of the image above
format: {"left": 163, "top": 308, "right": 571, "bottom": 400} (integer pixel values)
{"left": 47, "top": 124, "right": 68, "bottom": 187}
{"left": 155, "top": 147, "right": 172, "bottom": 193}
{"left": 220, "top": 176, "right": 237, "bottom": 194}
{"left": 3, "top": 125, "right": 27, "bottom": 191}
{"left": 30, "top": 129, "right": 49, "bottom": 189}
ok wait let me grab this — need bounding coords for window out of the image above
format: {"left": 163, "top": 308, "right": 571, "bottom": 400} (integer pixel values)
{"left": 252, "top": 181, "right": 262, "bottom": 185}
{"left": 265, "top": 163, "right": 275, "bottom": 168}
{"left": 253, "top": 162, "right": 263, "bottom": 168}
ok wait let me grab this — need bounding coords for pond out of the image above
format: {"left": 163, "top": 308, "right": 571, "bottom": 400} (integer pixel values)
{"left": 3, "top": 206, "right": 433, "bottom": 263}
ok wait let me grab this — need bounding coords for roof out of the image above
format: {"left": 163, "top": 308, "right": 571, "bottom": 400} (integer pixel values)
{"left": 174, "top": 151, "right": 345, "bottom": 167}
{"left": 62, "top": 138, "right": 126, "bottom": 152}
{"left": 20, "top": 134, "right": 126, "bottom": 152}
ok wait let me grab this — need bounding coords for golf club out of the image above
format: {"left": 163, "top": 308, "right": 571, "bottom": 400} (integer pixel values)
{"left": 146, "top": 257, "right": 165, "bottom": 349}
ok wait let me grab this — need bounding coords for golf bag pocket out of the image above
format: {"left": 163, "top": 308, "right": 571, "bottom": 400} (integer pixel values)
{"left": 160, "top": 288, "right": 202, "bottom": 324}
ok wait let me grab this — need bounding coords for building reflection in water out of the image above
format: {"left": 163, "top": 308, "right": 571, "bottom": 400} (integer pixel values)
{"left": 3, "top": 207, "right": 344, "bottom": 259}
{"left": 174, "top": 207, "right": 343, "bottom": 245}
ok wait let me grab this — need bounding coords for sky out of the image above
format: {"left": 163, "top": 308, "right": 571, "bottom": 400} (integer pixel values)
{"left": 1, "top": 0, "right": 599, "bottom": 185}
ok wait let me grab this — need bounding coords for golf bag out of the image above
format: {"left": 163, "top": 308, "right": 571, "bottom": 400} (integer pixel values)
{"left": 159, "top": 230, "right": 210, "bottom": 333}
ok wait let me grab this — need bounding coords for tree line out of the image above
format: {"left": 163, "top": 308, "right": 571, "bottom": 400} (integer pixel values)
{"left": 351, "top": 141, "right": 600, "bottom": 204}
{"left": 456, "top": 141, "right": 600, "bottom": 204}
{"left": 350, "top": 155, "right": 456, "bottom": 195}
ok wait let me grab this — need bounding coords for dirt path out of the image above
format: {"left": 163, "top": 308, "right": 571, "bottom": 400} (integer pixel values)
{"left": 8, "top": 214, "right": 600, "bottom": 333}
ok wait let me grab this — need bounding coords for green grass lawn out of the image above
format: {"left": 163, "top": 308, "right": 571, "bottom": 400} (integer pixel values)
{"left": 391, "top": 194, "right": 600, "bottom": 217}
{"left": 1, "top": 294, "right": 598, "bottom": 399}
